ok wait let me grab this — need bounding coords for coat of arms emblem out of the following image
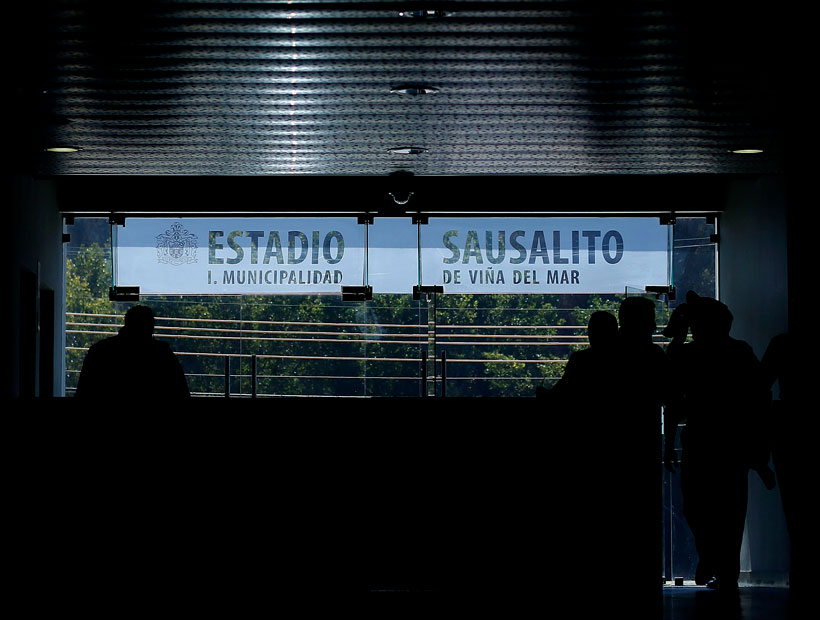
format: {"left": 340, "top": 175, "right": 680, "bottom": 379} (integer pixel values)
{"left": 156, "top": 222, "right": 198, "bottom": 265}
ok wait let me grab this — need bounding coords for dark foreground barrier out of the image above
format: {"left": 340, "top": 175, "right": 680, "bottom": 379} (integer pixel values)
{"left": 6, "top": 397, "right": 661, "bottom": 614}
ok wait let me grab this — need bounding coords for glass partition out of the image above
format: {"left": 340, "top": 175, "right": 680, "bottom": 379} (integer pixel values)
{"left": 67, "top": 215, "right": 716, "bottom": 400}
{"left": 67, "top": 216, "right": 713, "bottom": 400}
{"left": 65, "top": 215, "right": 716, "bottom": 584}
{"left": 67, "top": 292, "right": 429, "bottom": 397}
{"left": 663, "top": 216, "right": 718, "bottom": 583}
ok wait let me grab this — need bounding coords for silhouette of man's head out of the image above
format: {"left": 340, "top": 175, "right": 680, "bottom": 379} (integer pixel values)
{"left": 687, "top": 292, "right": 732, "bottom": 343}
{"left": 588, "top": 311, "right": 618, "bottom": 348}
{"left": 662, "top": 303, "right": 689, "bottom": 340}
{"left": 618, "top": 297, "right": 656, "bottom": 343}
{"left": 122, "top": 305, "right": 155, "bottom": 338}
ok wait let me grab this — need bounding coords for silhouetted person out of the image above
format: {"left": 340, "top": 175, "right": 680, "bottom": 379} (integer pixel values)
{"left": 761, "top": 333, "right": 805, "bottom": 593}
{"left": 612, "top": 296, "right": 666, "bottom": 614}
{"left": 547, "top": 310, "right": 619, "bottom": 404}
{"left": 667, "top": 293, "right": 774, "bottom": 591}
{"left": 535, "top": 304, "right": 663, "bottom": 612}
{"left": 616, "top": 296, "right": 667, "bottom": 412}
{"left": 75, "top": 305, "right": 190, "bottom": 399}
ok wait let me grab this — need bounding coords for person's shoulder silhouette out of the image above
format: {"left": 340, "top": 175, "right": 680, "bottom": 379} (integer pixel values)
{"left": 75, "top": 305, "right": 190, "bottom": 399}
{"left": 547, "top": 310, "right": 618, "bottom": 402}
{"left": 682, "top": 292, "right": 762, "bottom": 400}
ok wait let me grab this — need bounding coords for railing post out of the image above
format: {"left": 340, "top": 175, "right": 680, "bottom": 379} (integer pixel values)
{"left": 251, "top": 354, "right": 257, "bottom": 399}
{"left": 421, "top": 349, "right": 428, "bottom": 397}
{"left": 224, "top": 355, "right": 230, "bottom": 397}
{"left": 440, "top": 350, "right": 446, "bottom": 397}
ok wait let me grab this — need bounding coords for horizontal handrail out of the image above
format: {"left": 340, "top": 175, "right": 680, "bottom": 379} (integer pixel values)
{"left": 66, "top": 346, "right": 568, "bottom": 365}
{"left": 66, "top": 321, "right": 587, "bottom": 340}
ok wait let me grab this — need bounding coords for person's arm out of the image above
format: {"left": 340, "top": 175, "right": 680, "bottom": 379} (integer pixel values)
{"left": 168, "top": 349, "right": 190, "bottom": 397}
{"left": 537, "top": 351, "right": 578, "bottom": 400}
{"left": 745, "top": 345, "right": 776, "bottom": 489}
{"left": 760, "top": 333, "right": 786, "bottom": 389}
{"left": 156, "top": 341, "right": 191, "bottom": 397}
{"left": 552, "top": 351, "right": 581, "bottom": 393}
{"left": 74, "top": 344, "right": 99, "bottom": 397}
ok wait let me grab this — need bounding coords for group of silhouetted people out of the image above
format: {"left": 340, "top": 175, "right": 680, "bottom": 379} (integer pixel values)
{"left": 540, "top": 292, "right": 791, "bottom": 593}
{"left": 79, "top": 297, "right": 798, "bottom": 594}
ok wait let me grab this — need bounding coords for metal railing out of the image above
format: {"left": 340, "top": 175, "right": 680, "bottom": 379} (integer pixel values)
{"left": 66, "top": 311, "right": 673, "bottom": 397}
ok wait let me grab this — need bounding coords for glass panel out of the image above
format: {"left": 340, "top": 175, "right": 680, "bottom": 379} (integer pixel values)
{"left": 419, "top": 217, "right": 669, "bottom": 294}
{"left": 68, "top": 216, "right": 713, "bottom": 403}
{"left": 132, "top": 293, "right": 426, "bottom": 397}
{"left": 432, "top": 293, "right": 624, "bottom": 397}
{"left": 664, "top": 217, "right": 718, "bottom": 582}
{"left": 65, "top": 217, "right": 115, "bottom": 396}
{"left": 114, "top": 217, "right": 367, "bottom": 295}
{"left": 367, "top": 218, "right": 419, "bottom": 294}
{"left": 671, "top": 217, "right": 717, "bottom": 299}
{"left": 67, "top": 294, "right": 427, "bottom": 398}
{"left": 69, "top": 217, "right": 426, "bottom": 398}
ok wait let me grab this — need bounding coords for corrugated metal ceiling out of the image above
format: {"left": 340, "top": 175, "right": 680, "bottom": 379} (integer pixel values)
{"left": 24, "top": 0, "right": 785, "bottom": 177}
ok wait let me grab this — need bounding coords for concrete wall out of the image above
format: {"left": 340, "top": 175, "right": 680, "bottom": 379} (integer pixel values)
{"left": 720, "top": 175, "right": 791, "bottom": 584}
{"left": 7, "top": 175, "right": 65, "bottom": 398}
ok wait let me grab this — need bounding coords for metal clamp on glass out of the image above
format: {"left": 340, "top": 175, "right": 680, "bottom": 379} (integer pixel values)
{"left": 341, "top": 285, "right": 372, "bottom": 301}
{"left": 413, "top": 285, "right": 443, "bottom": 300}
{"left": 109, "top": 286, "right": 140, "bottom": 301}
{"left": 645, "top": 285, "right": 675, "bottom": 301}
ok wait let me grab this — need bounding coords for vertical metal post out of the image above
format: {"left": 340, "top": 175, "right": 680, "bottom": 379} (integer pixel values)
{"left": 664, "top": 468, "right": 673, "bottom": 583}
{"left": 421, "top": 350, "right": 428, "bottom": 397}
{"left": 251, "top": 354, "right": 257, "bottom": 399}
{"left": 440, "top": 350, "right": 447, "bottom": 398}
{"left": 427, "top": 292, "right": 436, "bottom": 398}
{"left": 224, "top": 355, "right": 230, "bottom": 397}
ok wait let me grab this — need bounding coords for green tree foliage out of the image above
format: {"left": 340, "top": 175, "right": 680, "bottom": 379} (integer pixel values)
{"left": 65, "top": 244, "right": 116, "bottom": 391}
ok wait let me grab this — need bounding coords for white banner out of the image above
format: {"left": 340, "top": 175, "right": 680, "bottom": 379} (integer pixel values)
{"left": 115, "top": 217, "right": 668, "bottom": 295}
{"left": 115, "top": 218, "right": 366, "bottom": 294}
{"left": 419, "top": 218, "right": 668, "bottom": 294}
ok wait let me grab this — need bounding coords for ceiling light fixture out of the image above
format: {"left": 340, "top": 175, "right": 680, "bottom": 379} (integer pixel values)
{"left": 45, "top": 146, "right": 81, "bottom": 153}
{"left": 387, "top": 147, "right": 428, "bottom": 154}
{"left": 398, "top": 9, "right": 452, "bottom": 19}
{"left": 730, "top": 148, "right": 763, "bottom": 154}
{"left": 390, "top": 85, "right": 440, "bottom": 95}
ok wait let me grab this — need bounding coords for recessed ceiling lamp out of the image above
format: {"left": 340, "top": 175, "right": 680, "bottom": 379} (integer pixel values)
{"left": 387, "top": 147, "right": 428, "bottom": 154}
{"left": 730, "top": 148, "right": 763, "bottom": 154}
{"left": 45, "top": 146, "right": 81, "bottom": 153}
{"left": 398, "top": 9, "right": 452, "bottom": 18}
{"left": 390, "top": 85, "right": 440, "bottom": 95}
